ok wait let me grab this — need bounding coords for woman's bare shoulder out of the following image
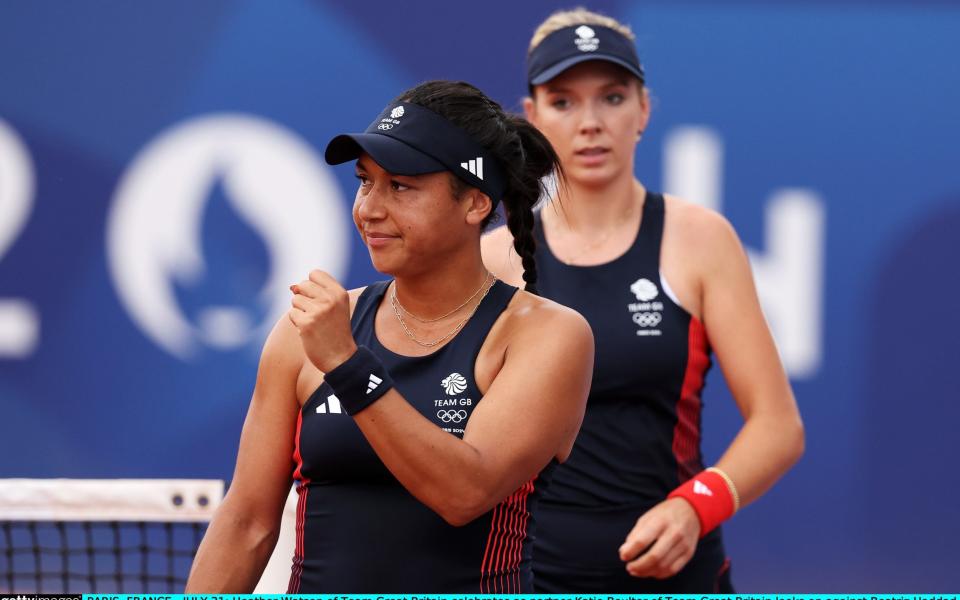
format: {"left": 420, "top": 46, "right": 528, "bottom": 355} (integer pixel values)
{"left": 662, "top": 194, "right": 744, "bottom": 262}
{"left": 501, "top": 289, "right": 592, "bottom": 345}
{"left": 481, "top": 225, "right": 525, "bottom": 287}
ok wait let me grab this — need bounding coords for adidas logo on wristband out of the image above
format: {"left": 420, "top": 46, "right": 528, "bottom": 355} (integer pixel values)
{"left": 668, "top": 470, "right": 734, "bottom": 538}
{"left": 367, "top": 373, "right": 383, "bottom": 394}
{"left": 694, "top": 480, "right": 713, "bottom": 496}
{"left": 324, "top": 346, "right": 394, "bottom": 415}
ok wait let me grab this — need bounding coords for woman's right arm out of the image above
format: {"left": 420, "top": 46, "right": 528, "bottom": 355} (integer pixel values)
{"left": 185, "top": 317, "right": 304, "bottom": 592}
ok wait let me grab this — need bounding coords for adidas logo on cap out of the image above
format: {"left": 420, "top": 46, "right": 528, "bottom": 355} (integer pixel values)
{"left": 460, "top": 157, "right": 484, "bottom": 180}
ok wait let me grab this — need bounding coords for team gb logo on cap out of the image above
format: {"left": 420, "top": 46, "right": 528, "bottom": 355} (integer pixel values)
{"left": 575, "top": 25, "right": 599, "bottom": 52}
{"left": 379, "top": 106, "right": 406, "bottom": 130}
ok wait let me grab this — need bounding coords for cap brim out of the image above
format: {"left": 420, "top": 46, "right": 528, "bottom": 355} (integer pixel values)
{"left": 530, "top": 54, "right": 645, "bottom": 85}
{"left": 324, "top": 133, "right": 447, "bottom": 175}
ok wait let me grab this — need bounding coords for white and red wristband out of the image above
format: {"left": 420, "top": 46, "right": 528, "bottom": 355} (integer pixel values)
{"left": 667, "top": 467, "right": 741, "bottom": 538}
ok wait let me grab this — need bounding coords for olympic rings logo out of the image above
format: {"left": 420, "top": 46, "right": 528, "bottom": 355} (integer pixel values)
{"left": 632, "top": 312, "right": 662, "bottom": 327}
{"left": 377, "top": 123, "right": 393, "bottom": 130}
{"left": 437, "top": 409, "right": 468, "bottom": 423}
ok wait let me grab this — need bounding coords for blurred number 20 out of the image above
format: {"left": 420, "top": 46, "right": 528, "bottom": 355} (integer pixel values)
{"left": 0, "top": 119, "right": 39, "bottom": 359}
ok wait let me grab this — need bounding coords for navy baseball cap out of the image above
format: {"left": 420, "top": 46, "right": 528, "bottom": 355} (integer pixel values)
{"left": 527, "top": 24, "right": 645, "bottom": 86}
{"left": 325, "top": 101, "right": 507, "bottom": 208}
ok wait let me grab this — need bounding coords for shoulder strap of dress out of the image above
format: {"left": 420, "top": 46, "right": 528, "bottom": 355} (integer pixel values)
{"left": 630, "top": 191, "right": 666, "bottom": 271}
{"left": 532, "top": 210, "right": 547, "bottom": 245}
{"left": 350, "top": 280, "right": 390, "bottom": 329}
{"left": 447, "top": 279, "right": 518, "bottom": 358}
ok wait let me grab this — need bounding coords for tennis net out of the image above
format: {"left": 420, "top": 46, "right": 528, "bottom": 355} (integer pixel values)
{"left": 0, "top": 478, "right": 222, "bottom": 593}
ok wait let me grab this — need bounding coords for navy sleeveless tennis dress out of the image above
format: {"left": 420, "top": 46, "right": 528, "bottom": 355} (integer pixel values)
{"left": 531, "top": 192, "right": 733, "bottom": 592}
{"left": 287, "top": 279, "right": 557, "bottom": 593}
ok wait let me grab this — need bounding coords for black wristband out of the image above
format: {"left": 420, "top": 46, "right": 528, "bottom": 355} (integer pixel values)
{"left": 323, "top": 346, "right": 394, "bottom": 416}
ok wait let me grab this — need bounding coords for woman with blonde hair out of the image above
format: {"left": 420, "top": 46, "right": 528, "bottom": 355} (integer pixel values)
{"left": 483, "top": 8, "right": 804, "bottom": 592}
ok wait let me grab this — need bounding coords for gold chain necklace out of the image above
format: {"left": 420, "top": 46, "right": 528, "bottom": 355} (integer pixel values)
{"left": 390, "top": 275, "right": 497, "bottom": 348}
{"left": 392, "top": 271, "right": 493, "bottom": 323}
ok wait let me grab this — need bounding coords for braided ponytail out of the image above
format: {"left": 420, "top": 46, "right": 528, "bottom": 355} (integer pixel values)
{"left": 498, "top": 114, "right": 561, "bottom": 295}
{"left": 396, "top": 81, "right": 563, "bottom": 294}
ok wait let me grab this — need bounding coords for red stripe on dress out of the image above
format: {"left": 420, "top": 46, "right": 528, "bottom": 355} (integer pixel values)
{"left": 714, "top": 557, "right": 732, "bottom": 592}
{"left": 490, "top": 493, "right": 512, "bottom": 592}
{"left": 292, "top": 409, "right": 305, "bottom": 481}
{"left": 481, "top": 494, "right": 508, "bottom": 592}
{"left": 499, "top": 490, "right": 518, "bottom": 593}
{"left": 493, "top": 501, "right": 510, "bottom": 592}
{"left": 514, "top": 486, "right": 523, "bottom": 593}
{"left": 286, "top": 482, "right": 308, "bottom": 593}
{"left": 509, "top": 486, "right": 525, "bottom": 592}
{"left": 515, "top": 479, "right": 534, "bottom": 591}
{"left": 672, "top": 316, "right": 710, "bottom": 483}
{"left": 479, "top": 478, "right": 536, "bottom": 592}
{"left": 505, "top": 487, "right": 525, "bottom": 592}
{"left": 507, "top": 490, "right": 520, "bottom": 593}
{"left": 508, "top": 481, "right": 525, "bottom": 592}
{"left": 287, "top": 409, "right": 309, "bottom": 593}
{"left": 507, "top": 483, "right": 526, "bottom": 592}
{"left": 479, "top": 503, "right": 502, "bottom": 592}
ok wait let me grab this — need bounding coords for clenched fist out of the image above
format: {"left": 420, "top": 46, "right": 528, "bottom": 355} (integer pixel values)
{"left": 288, "top": 270, "right": 358, "bottom": 373}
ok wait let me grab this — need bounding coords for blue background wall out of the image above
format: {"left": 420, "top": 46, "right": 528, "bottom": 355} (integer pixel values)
{"left": 1, "top": 1, "right": 957, "bottom": 591}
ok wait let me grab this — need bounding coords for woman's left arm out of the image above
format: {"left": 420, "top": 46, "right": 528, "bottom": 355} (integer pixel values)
{"left": 621, "top": 208, "right": 804, "bottom": 578}
{"left": 698, "top": 210, "right": 805, "bottom": 503}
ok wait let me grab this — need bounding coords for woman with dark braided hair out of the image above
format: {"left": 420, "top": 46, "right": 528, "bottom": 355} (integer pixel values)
{"left": 185, "top": 80, "right": 593, "bottom": 593}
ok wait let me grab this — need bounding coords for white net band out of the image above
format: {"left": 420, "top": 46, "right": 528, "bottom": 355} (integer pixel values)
{"left": 0, "top": 479, "right": 223, "bottom": 522}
